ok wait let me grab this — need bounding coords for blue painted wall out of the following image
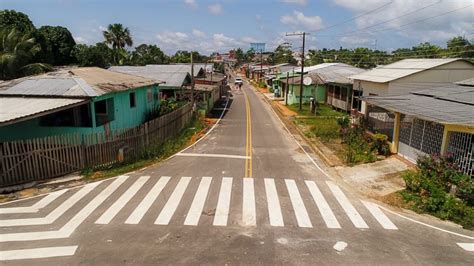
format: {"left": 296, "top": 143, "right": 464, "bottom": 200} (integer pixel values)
{"left": 0, "top": 85, "right": 160, "bottom": 142}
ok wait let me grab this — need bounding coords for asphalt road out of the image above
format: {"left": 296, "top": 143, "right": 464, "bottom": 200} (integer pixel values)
{"left": 0, "top": 73, "right": 473, "bottom": 265}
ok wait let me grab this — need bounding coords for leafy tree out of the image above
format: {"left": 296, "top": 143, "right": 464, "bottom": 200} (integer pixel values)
{"left": 0, "top": 10, "right": 35, "bottom": 33}
{"left": 446, "top": 36, "right": 473, "bottom": 58}
{"left": 246, "top": 48, "right": 255, "bottom": 62}
{"left": 412, "top": 42, "right": 441, "bottom": 58}
{"left": 268, "top": 43, "right": 296, "bottom": 65}
{"left": 102, "top": 23, "right": 133, "bottom": 49}
{"left": 131, "top": 44, "right": 169, "bottom": 65}
{"left": 0, "top": 28, "right": 52, "bottom": 80}
{"left": 36, "top": 26, "right": 76, "bottom": 65}
{"left": 73, "top": 42, "right": 113, "bottom": 68}
{"left": 170, "top": 50, "right": 208, "bottom": 63}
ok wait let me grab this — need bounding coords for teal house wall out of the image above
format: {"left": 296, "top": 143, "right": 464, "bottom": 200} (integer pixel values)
{"left": 0, "top": 85, "right": 160, "bottom": 142}
{"left": 287, "top": 84, "right": 327, "bottom": 105}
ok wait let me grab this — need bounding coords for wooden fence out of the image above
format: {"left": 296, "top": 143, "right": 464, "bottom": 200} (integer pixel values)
{"left": 0, "top": 103, "right": 193, "bottom": 187}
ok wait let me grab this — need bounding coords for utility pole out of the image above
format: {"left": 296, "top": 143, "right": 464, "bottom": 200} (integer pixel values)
{"left": 191, "top": 52, "right": 194, "bottom": 108}
{"left": 285, "top": 71, "right": 289, "bottom": 105}
{"left": 286, "top": 32, "right": 309, "bottom": 111}
{"left": 260, "top": 49, "right": 263, "bottom": 83}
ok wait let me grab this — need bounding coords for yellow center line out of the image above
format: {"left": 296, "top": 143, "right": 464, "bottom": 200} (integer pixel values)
{"left": 243, "top": 88, "right": 252, "bottom": 178}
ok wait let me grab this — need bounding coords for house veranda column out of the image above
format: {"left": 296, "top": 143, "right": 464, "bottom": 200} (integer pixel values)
{"left": 391, "top": 112, "right": 401, "bottom": 153}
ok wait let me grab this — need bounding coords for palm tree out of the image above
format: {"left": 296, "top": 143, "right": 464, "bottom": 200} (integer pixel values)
{"left": 102, "top": 23, "right": 133, "bottom": 50}
{"left": 0, "top": 28, "right": 52, "bottom": 80}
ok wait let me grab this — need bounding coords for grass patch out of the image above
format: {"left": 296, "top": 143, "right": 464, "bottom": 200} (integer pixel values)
{"left": 288, "top": 103, "right": 343, "bottom": 117}
{"left": 82, "top": 117, "right": 208, "bottom": 180}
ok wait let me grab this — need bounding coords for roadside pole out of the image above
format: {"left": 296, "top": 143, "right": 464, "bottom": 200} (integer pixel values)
{"left": 285, "top": 72, "right": 289, "bottom": 105}
{"left": 286, "top": 31, "right": 309, "bottom": 111}
{"left": 191, "top": 52, "right": 195, "bottom": 109}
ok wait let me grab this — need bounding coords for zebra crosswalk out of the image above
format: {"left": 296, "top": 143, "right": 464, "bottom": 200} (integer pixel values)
{"left": 0, "top": 175, "right": 399, "bottom": 261}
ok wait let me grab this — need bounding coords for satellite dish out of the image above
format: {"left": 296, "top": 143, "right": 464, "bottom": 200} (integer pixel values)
{"left": 303, "top": 77, "right": 312, "bottom": 86}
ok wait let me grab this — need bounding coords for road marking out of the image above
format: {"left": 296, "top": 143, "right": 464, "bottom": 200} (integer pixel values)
{"left": 457, "top": 243, "right": 474, "bottom": 251}
{"left": 213, "top": 177, "right": 233, "bottom": 226}
{"left": 176, "top": 153, "right": 250, "bottom": 160}
{"left": 184, "top": 176, "right": 212, "bottom": 226}
{"left": 264, "top": 178, "right": 284, "bottom": 227}
{"left": 361, "top": 200, "right": 398, "bottom": 230}
{"left": 0, "top": 190, "right": 67, "bottom": 214}
{"left": 305, "top": 180, "right": 341, "bottom": 229}
{"left": 243, "top": 88, "right": 253, "bottom": 178}
{"left": 285, "top": 179, "right": 312, "bottom": 228}
{"left": 155, "top": 176, "right": 192, "bottom": 225}
{"left": 242, "top": 178, "right": 256, "bottom": 226}
{"left": 125, "top": 176, "right": 171, "bottom": 224}
{"left": 0, "top": 181, "right": 101, "bottom": 227}
{"left": 326, "top": 181, "right": 368, "bottom": 229}
{"left": 0, "top": 246, "right": 78, "bottom": 261}
{"left": 378, "top": 205, "right": 474, "bottom": 240}
{"left": 96, "top": 176, "right": 150, "bottom": 225}
{"left": 0, "top": 176, "right": 128, "bottom": 242}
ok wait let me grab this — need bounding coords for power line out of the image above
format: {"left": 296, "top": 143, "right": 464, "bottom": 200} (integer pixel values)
{"left": 315, "top": 1, "right": 393, "bottom": 32}
{"left": 316, "top": 0, "right": 443, "bottom": 37}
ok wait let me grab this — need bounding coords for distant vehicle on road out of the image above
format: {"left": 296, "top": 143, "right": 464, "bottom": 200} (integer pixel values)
{"left": 234, "top": 77, "right": 243, "bottom": 85}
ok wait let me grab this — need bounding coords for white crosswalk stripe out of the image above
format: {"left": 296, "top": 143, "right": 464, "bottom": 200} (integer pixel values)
{"left": 0, "top": 175, "right": 128, "bottom": 242}
{"left": 96, "top": 176, "right": 150, "bottom": 224}
{"left": 361, "top": 200, "right": 398, "bottom": 230}
{"left": 125, "top": 176, "right": 171, "bottom": 224}
{"left": 0, "top": 181, "right": 101, "bottom": 227}
{"left": 0, "top": 176, "right": 403, "bottom": 261}
{"left": 264, "top": 178, "right": 284, "bottom": 227}
{"left": 0, "top": 246, "right": 78, "bottom": 261}
{"left": 0, "top": 190, "right": 67, "bottom": 214}
{"left": 285, "top": 179, "right": 312, "bottom": 228}
{"left": 184, "top": 176, "right": 213, "bottom": 226}
{"left": 326, "top": 181, "right": 369, "bottom": 229}
{"left": 242, "top": 178, "right": 256, "bottom": 226}
{"left": 213, "top": 177, "right": 233, "bottom": 226}
{"left": 155, "top": 176, "right": 192, "bottom": 225}
{"left": 305, "top": 180, "right": 341, "bottom": 229}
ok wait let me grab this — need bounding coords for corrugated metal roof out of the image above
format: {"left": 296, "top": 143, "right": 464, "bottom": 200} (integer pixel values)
{"left": 363, "top": 84, "right": 474, "bottom": 126}
{"left": 350, "top": 58, "right": 470, "bottom": 83}
{"left": 109, "top": 66, "right": 191, "bottom": 87}
{"left": 0, "top": 67, "right": 157, "bottom": 97}
{"left": 456, "top": 78, "right": 474, "bottom": 86}
{"left": 0, "top": 97, "right": 87, "bottom": 125}
{"left": 289, "top": 63, "right": 364, "bottom": 85}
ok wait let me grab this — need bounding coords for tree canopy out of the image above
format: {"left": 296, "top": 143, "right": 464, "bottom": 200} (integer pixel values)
{"left": 103, "top": 23, "right": 133, "bottom": 50}
{"left": 36, "top": 26, "right": 76, "bottom": 65}
{"left": 0, "top": 10, "right": 35, "bottom": 33}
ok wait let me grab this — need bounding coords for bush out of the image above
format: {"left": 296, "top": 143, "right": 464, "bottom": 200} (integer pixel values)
{"left": 401, "top": 154, "right": 474, "bottom": 229}
{"left": 343, "top": 126, "right": 376, "bottom": 164}
{"left": 370, "top": 133, "right": 391, "bottom": 156}
{"left": 308, "top": 118, "right": 340, "bottom": 142}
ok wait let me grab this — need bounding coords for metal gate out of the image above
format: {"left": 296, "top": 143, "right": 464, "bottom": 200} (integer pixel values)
{"left": 398, "top": 115, "right": 444, "bottom": 162}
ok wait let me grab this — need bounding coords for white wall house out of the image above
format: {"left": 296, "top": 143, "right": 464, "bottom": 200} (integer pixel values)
{"left": 350, "top": 58, "right": 474, "bottom": 114}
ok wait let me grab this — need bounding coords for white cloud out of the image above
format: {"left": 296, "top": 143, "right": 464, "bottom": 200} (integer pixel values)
{"left": 99, "top": 25, "right": 107, "bottom": 32}
{"left": 74, "top": 36, "right": 88, "bottom": 44}
{"left": 156, "top": 31, "right": 190, "bottom": 48}
{"left": 208, "top": 3, "right": 223, "bottom": 15}
{"left": 192, "top": 29, "right": 206, "bottom": 38}
{"left": 331, "top": 0, "right": 473, "bottom": 45}
{"left": 280, "top": 0, "right": 307, "bottom": 5}
{"left": 281, "top": 11, "right": 323, "bottom": 30}
{"left": 241, "top": 36, "right": 258, "bottom": 43}
{"left": 184, "top": 0, "right": 197, "bottom": 8}
{"left": 340, "top": 36, "right": 373, "bottom": 45}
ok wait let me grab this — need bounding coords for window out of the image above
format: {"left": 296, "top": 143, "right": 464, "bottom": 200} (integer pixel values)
{"left": 40, "top": 103, "right": 92, "bottom": 127}
{"left": 129, "top": 92, "right": 136, "bottom": 108}
{"left": 147, "top": 89, "right": 153, "bottom": 103}
{"left": 94, "top": 98, "right": 115, "bottom": 126}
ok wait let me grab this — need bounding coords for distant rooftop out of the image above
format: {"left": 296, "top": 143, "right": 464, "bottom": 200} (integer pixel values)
{"left": 289, "top": 63, "right": 365, "bottom": 85}
{"left": 350, "top": 58, "right": 472, "bottom": 83}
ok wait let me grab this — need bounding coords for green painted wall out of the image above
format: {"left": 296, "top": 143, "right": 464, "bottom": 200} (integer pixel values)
{"left": 287, "top": 84, "right": 327, "bottom": 105}
{"left": 0, "top": 85, "right": 160, "bottom": 142}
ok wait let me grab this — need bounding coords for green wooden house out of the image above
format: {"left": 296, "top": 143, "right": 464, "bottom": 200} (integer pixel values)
{"left": 0, "top": 67, "right": 160, "bottom": 142}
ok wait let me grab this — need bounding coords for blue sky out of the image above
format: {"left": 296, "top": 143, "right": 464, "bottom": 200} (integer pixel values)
{"left": 2, "top": 0, "right": 473, "bottom": 55}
